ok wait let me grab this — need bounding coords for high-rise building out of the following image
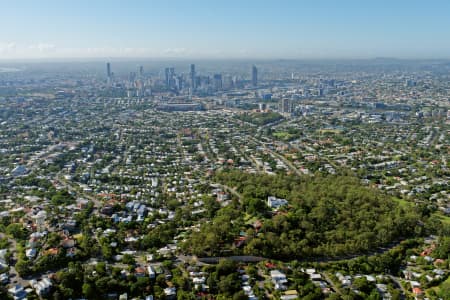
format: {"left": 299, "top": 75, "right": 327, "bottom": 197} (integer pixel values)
{"left": 129, "top": 72, "right": 136, "bottom": 82}
{"left": 405, "top": 79, "right": 416, "bottom": 87}
{"left": 190, "top": 64, "right": 196, "bottom": 90}
{"left": 252, "top": 65, "right": 258, "bottom": 87}
{"left": 175, "top": 76, "right": 183, "bottom": 90}
{"left": 223, "top": 75, "right": 233, "bottom": 90}
{"left": 213, "top": 74, "right": 223, "bottom": 91}
{"left": 165, "top": 68, "right": 170, "bottom": 87}
{"left": 259, "top": 103, "right": 267, "bottom": 111}
{"left": 106, "top": 62, "right": 111, "bottom": 78}
{"left": 32, "top": 210, "right": 47, "bottom": 233}
{"left": 279, "top": 98, "right": 291, "bottom": 114}
{"left": 139, "top": 65, "right": 144, "bottom": 77}
{"left": 165, "top": 67, "right": 175, "bottom": 88}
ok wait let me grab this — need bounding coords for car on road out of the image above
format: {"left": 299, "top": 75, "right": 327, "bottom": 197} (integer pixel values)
{"left": 0, "top": 273, "right": 9, "bottom": 284}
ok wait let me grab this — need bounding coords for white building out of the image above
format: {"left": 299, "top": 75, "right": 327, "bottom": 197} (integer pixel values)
{"left": 164, "top": 287, "right": 176, "bottom": 298}
{"left": 32, "top": 210, "right": 47, "bottom": 232}
{"left": 26, "top": 248, "right": 37, "bottom": 259}
{"left": 30, "top": 277, "right": 52, "bottom": 296}
{"left": 267, "top": 196, "right": 288, "bottom": 209}
{"left": 8, "top": 284, "right": 27, "bottom": 300}
{"left": 270, "top": 270, "right": 288, "bottom": 291}
{"left": 147, "top": 265, "right": 156, "bottom": 279}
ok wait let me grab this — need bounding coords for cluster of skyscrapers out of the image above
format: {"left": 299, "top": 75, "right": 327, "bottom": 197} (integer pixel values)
{"left": 106, "top": 62, "right": 258, "bottom": 94}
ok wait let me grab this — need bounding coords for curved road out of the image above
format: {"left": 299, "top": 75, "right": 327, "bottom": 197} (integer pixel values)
{"left": 210, "top": 183, "right": 243, "bottom": 202}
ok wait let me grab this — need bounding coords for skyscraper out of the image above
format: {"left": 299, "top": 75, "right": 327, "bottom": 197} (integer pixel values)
{"left": 279, "top": 98, "right": 291, "bottom": 114}
{"left": 165, "top": 67, "right": 175, "bottom": 88}
{"left": 213, "top": 74, "right": 223, "bottom": 91}
{"left": 190, "top": 64, "right": 196, "bottom": 90}
{"left": 223, "top": 75, "right": 233, "bottom": 90}
{"left": 139, "top": 65, "right": 144, "bottom": 77}
{"left": 106, "top": 62, "right": 111, "bottom": 78}
{"left": 252, "top": 65, "right": 258, "bottom": 87}
{"left": 165, "top": 68, "right": 170, "bottom": 87}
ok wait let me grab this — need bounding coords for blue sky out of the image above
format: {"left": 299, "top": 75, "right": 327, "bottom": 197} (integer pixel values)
{"left": 1, "top": 0, "right": 450, "bottom": 59}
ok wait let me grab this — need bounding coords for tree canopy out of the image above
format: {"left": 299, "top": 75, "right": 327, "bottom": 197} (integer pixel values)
{"left": 185, "top": 171, "right": 425, "bottom": 260}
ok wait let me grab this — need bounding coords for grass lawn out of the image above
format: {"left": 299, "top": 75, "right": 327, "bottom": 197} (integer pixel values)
{"left": 317, "top": 129, "right": 343, "bottom": 134}
{"left": 244, "top": 213, "right": 258, "bottom": 224}
{"left": 392, "top": 198, "right": 450, "bottom": 225}
{"left": 427, "top": 275, "right": 450, "bottom": 297}
{"left": 432, "top": 213, "right": 450, "bottom": 225}
{"left": 73, "top": 233, "right": 83, "bottom": 241}
{"left": 273, "top": 131, "right": 294, "bottom": 140}
{"left": 392, "top": 197, "right": 413, "bottom": 208}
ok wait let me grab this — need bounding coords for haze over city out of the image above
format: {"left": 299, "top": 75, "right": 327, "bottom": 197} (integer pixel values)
{"left": 2, "top": 0, "right": 450, "bottom": 60}
{"left": 1, "top": 1, "right": 450, "bottom": 300}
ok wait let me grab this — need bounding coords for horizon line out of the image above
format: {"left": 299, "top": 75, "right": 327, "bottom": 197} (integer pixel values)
{"left": 1, "top": 56, "right": 450, "bottom": 63}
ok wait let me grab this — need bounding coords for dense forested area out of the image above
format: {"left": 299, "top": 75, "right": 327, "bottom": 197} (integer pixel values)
{"left": 236, "top": 112, "right": 284, "bottom": 125}
{"left": 185, "top": 171, "right": 429, "bottom": 260}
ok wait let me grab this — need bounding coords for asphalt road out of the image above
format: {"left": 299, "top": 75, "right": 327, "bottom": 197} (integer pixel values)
{"left": 0, "top": 233, "right": 29, "bottom": 288}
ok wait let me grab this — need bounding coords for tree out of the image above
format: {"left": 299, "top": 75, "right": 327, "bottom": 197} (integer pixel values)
{"left": 218, "top": 273, "right": 241, "bottom": 296}
{"left": 232, "top": 290, "right": 249, "bottom": 300}
{"left": 122, "top": 254, "right": 135, "bottom": 265}
{"left": 95, "top": 262, "right": 107, "bottom": 276}
{"left": 390, "top": 288, "right": 401, "bottom": 300}
{"left": 15, "top": 259, "right": 32, "bottom": 277}
{"left": 59, "top": 286, "right": 75, "bottom": 299}
{"left": 216, "top": 259, "right": 237, "bottom": 276}
{"left": 131, "top": 277, "right": 150, "bottom": 296}
{"left": 95, "top": 276, "right": 111, "bottom": 295}
{"left": 353, "top": 277, "right": 374, "bottom": 295}
{"left": 177, "top": 291, "right": 196, "bottom": 300}
{"left": 367, "top": 290, "right": 382, "bottom": 300}
{"left": 101, "top": 244, "right": 113, "bottom": 260}
{"left": 46, "top": 232, "right": 62, "bottom": 248}
{"left": 208, "top": 170, "right": 422, "bottom": 259}
{"left": 6, "top": 223, "right": 28, "bottom": 240}
{"left": 82, "top": 282, "right": 96, "bottom": 299}
{"left": 438, "top": 280, "right": 450, "bottom": 299}
{"left": 156, "top": 274, "right": 167, "bottom": 288}
{"left": 327, "top": 294, "right": 342, "bottom": 300}
{"left": 433, "top": 236, "right": 450, "bottom": 259}
{"left": 246, "top": 198, "right": 266, "bottom": 215}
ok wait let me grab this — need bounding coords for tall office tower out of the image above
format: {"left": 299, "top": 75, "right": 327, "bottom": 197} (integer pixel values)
{"left": 279, "top": 98, "right": 291, "bottom": 114}
{"left": 175, "top": 76, "right": 183, "bottom": 91}
{"left": 139, "top": 65, "right": 144, "bottom": 77}
{"left": 195, "top": 76, "right": 201, "bottom": 89}
{"left": 165, "top": 68, "right": 170, "bottom": 87}
{"left": 223, "top": 75, "right": 233, "bottom": 90}
{"left": 190, "top": 64, "right": 196, "bottom": 90}
{"left": 129, "top": 72, "right": 136, "bottom": 83}
{"left": 164, "top": 67, "right": 176, "bottom": 89}
{"left": 252, "top": 65, "right": 258, "bottom": 87}
{"left": 169, "top": 68, "right": 175, "bottom": 88}
{"left": 107, "top": 62, "right": 111, "bottom": 78}
{"left": 165, "top": 67, "right": 175, "bottom": 88}
{"left": 213, "top": 74, "right": 223, "bottom": 91}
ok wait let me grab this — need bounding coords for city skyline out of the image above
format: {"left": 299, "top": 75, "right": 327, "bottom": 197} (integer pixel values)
{"left": 1, "top": 3, "right": 450, "bottom": 297}
{"left": 1, "top": 0, "right": 450, "bottom": 60}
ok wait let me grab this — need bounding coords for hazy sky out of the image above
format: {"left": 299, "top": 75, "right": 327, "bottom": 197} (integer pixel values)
{"left": 1, "top": 0, "right": 450, "bottom": 60}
